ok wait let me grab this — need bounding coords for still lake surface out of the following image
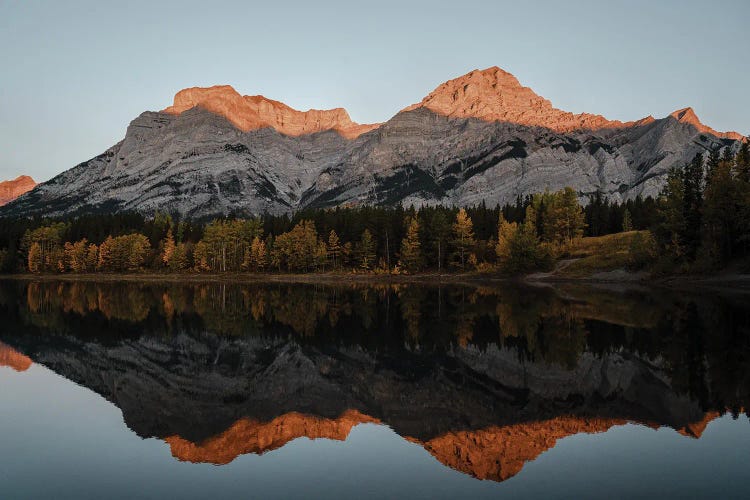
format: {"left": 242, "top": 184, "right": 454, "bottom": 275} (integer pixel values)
{"left": 0, "top": 278, "right": 749, "bottom": 499}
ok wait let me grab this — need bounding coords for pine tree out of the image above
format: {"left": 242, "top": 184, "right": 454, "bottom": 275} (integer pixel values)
{"left": 399, "top": 216, "right": 422, "bottom": 273}
{"left": 622, "top": 209, "right": 633, "bottom": 232}
{"left": 654, "top": 168, "right": 686, "bottom": 258}
{"left": 357, "top": 229, "right": 376, "bottom": 270}
{"left": 451, "top": 208, "right": 475, "bottom": 270}
{"left": 539, "top": 187, "right": 586, "bottom": 247}
{"left": 426, "top": 210, "right": 450, "bottom": 271}
{"left": 706, "top": 148, "right": 721, "bottom": 179}
{"left": 736, "top": 140, "right": 750, "bottom": 182}
{"left": 681, "top": 153, "right": 704, "bottom": 260}
{"left": 327, "top": 230, "right": 341, "bottom": 270}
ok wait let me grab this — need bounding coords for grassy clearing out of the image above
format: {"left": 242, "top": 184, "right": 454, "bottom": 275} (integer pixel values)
{"left": 556, "top": 231, "right": 648, "bottom": 278}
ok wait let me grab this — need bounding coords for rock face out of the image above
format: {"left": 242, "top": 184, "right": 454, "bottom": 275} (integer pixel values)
{"left": 402, "top": 67, "right": 639, "bottom": 133}
{"left": 0, "top": 175, "right": 36, "bottom": 206}
{"left": 164, "top": 86, "right": 380, "bottom": 139}
{"left": 1, "top": 68, "right": 743, "bottom": 218}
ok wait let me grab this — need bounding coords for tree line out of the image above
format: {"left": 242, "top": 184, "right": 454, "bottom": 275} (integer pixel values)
{"left": 2, "top": 187, "right": 603, "bottom": 274}
{"left": 652, "top": 143, "right": 750, "bottom": 271}
{"left": 4, "top": 139, "right": 746, "bottom": 278}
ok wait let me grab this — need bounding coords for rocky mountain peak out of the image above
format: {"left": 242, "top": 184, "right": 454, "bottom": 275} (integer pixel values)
{"left": 404, "top": 66, "right": 635, "bottom": 133}
{"left": 669, "top": 107, "right": 743, "bottom": 140}
{"left": 163, "top": 85, "right": 380, "bottom": 139}
{"left": 0, "top": 175, "right": 36, "bottom": 206}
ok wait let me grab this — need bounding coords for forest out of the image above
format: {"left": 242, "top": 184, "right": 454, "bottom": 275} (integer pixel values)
{"left": 0, "top": 142, "right": 747, "bottom": 276}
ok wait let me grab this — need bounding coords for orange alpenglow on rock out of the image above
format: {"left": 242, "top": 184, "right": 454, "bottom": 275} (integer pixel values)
{"left": 0, "top": 175, "right": 36, "bottom": 206}
{"left": 164, "top": 410, "right": 379, "bottom": 465}
{"left": 402, "top": 66, "right": 636, "bottom": 133}
{"left": 669, "top": 107, "right": 744, "bottom": 141}
{"left": 163, "top": 85, "right": 381, "bottom": 139}
{"left": 403, "top": 66, "right": 743, "bottom": 138}
{"left": 0, "top": 342, "right": 33, "bottom": 372}
{"left": 409, "top": 416, "right": 628, "bottom": 481}
{"left": 412, "top": 413, "right": 721, "bottom": 481}
{"left": 163, "top": 409, "right": 721, "bottom": 482}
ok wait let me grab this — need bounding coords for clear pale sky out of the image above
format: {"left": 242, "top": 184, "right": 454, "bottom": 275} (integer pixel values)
{"left": 1, "top": 0, "right": 748, "bottom": 182}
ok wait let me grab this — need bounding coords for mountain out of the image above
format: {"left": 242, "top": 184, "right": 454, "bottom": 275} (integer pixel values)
{"left": 0, "top": 175, "right": 36, "bottom": 207}
{"left": 1, "top": 67, "right": 743, "bottom": 218}
{"left": 163, "top": 86, "right": 380, "bottom": 139}
{"left": 0, "top": 317, "right": 722, "bottom": 482}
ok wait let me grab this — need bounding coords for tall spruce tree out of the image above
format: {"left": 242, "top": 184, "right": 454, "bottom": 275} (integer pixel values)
{"left": 681, "top": 153, "right": 704, "bottom": 260}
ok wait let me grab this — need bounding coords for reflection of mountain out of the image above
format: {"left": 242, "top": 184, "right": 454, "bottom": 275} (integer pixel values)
{"left": 0, "top": 280, "right": 747, "bottom": 482}
{"left": 0, "top": 324, "right": 725, "bottom": 481}
{"left": 414, "top": 412, "right": 721, "bottom": 481}
{"left": 164, "top": 411, "right": 720, "bottom": 481}
{"left": 0, "top": 341, "right": 32, "bottom": 371}
{"left": 166, "top": 410, "right": 379, "bottom": 465}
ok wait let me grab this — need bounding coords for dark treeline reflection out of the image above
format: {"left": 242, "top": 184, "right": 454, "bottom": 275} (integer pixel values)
{"left": 2, "top": 279, "right": 749, "bottom": 415}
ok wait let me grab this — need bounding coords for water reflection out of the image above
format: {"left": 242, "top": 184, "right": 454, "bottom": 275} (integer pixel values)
{"left": 1, "top": 279, "right": 748, "bottom": 482}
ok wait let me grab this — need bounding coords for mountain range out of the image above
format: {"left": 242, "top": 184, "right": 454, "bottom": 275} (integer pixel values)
{"left": 1, "top": 67, "right": 744, "bottom": 218}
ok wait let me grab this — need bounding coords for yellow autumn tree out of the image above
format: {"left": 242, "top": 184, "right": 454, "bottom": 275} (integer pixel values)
{"left": 161, "top": 228, "right": 176, "bottom": 268}
{"left": 451, "top": 208, "right": 475, "bottom": 270}
{"left": 399, "top": 216, "right": 423, "bottom": 273}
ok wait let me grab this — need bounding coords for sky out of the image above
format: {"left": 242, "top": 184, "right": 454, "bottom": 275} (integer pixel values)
{"left": 1, "top": 0, "right": 748, "bottom": 182}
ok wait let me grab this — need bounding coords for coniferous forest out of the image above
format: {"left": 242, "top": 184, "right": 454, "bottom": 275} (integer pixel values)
{"left": 1, "top": 144, "right": 748, "bottom": 277}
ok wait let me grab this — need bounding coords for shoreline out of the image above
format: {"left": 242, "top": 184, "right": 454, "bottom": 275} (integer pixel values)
{"left": 1, "top": 270, "right": 749, "bottom": 292}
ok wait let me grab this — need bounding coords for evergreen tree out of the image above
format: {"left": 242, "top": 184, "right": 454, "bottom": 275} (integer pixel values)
{"left": 736, "top": 140, "right": 750, "bottom": 182}
{"left": 327, "top": 230, "right": 341, "bottom": 270}
{"left": 357, "top": 229, "right": 376, "bottom": 270}
{"left": 622, "top": 209, "right": 633, "bottom": 232}
{"left": 425, "top": 210, "right": 451, "bottom": 271}
{"left": 706, "top": 148, "right": 721, "bottom": 179}
{"left": 537, "top": 187, "right": 586, "bottom": 247}
{"left": 681, "top": 153, "right": 704, "bottom": 260}
{"left": 654, "top": 168, "right": 686, "bottom": 258}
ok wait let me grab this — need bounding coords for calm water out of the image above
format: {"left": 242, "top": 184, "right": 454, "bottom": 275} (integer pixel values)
{"left": 1, "top": 279, "right": 749, "bottom": 499}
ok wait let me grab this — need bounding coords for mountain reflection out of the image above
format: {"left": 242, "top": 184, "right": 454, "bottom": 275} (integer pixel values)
{"left": 1, "top": 279, "right": 749, "bottom": 481}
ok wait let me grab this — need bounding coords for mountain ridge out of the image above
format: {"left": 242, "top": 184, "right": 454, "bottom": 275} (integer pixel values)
{"left": 0, "top": 175, "right": 36, "bottom": 207}
{"left": 2, "top": 67, "right": 744, "bottom": 219}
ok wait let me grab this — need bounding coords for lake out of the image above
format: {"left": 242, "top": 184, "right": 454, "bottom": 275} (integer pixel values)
{"left": 1, "top": 279, "right": 749, "bottom": 499}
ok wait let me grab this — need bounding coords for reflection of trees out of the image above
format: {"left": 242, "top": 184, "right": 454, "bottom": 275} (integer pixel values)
{"left": 9, "top": 280, "right": 750, "bottom": 414}
{"left": 97, "top": 285, "right": 150, "bottom": 322}
{"left": 398, "top": 286, "right": 424, "bottom": 342}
